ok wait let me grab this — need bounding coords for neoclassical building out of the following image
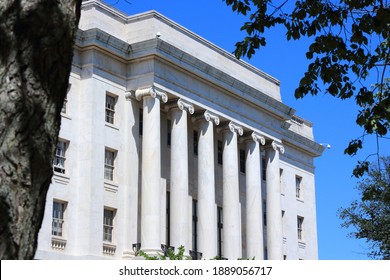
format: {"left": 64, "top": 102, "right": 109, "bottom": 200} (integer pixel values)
{"left": 35, "top": 0, "right": 324, "bottom": 260}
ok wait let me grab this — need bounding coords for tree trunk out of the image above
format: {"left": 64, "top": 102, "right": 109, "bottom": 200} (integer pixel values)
{"left": 0, "top": 0, "right": 81, "bottom": 259}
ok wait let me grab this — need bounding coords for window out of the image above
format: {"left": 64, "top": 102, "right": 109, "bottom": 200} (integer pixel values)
{"left": 280, "top": 169, "right": 284, "bottom": 194}
{"left": 217, "top": 206, "right": 223, "bottom": 258}
{"left": 240, "top": 149, "right": 246, "bottom": 173}
{"left": 166, "top": 192, "right": 171, "bottom": 246}
{"left": 53, "top": 140, "right": 67, "bottom": 174}
{"left": 192, "top": 200, "right": 198, "bottom": 252}
{"left": 104, "top": 149, "right": 116, "bottom": 181}
{"left": 296, "top": 176, "right": 302, "bottom": 199}
{"left": 217, "top": 140, "right": 223, "bottom": 165}
{"left": 193, "top": 130, "right": 198, "bottom": 156}
{"left": 297, "top": 216, "right": 304, "bottom": 241}
{"left": 105, "top": 94, "right": 116, "bottom": 124}
{"left": 167, "top": 119, "right": 171, "bottom": 147}
{"left": 52, "top": 201, "right": 66, "bottom": 237}
{"left": 262, "top": 158, "right": 266, "bottom": 180}
{"left": 103, "top": 208, "right": 115, "bottom": 243}
{"left": 61, "top": 84, "right": 71, "bottom": 114}
{"left": 139, "top": 109, "right": 143, "bottom": 136}
{"left": 62, "top": 94, "right": 68, "bottom": 114}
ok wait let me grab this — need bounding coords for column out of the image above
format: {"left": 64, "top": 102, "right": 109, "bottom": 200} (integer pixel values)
{"left": 245, "top": 132, "right": 265, "bottom": 259}
{"left": 135, "top": 87, "right": 167, "bottom": 254}
{"left": 194, "top": 110, "right": 219, "bottom": 259}
{"left": 169, "top": 99, "right": 194, "bottom": 253}
{"left": 265, "top": 141, "right": 284, "bottom": 259}
{"left": 221, "top": 121, "right": 243, "bottom": 260}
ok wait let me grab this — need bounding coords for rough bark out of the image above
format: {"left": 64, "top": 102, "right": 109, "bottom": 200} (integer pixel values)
{"left": 0, "top": 0, "right": 81, "bottom": 259}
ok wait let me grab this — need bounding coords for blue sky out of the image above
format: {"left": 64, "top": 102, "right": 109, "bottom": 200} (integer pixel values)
{"left": 101, "top": 0, "right": 383, "bottom": 260}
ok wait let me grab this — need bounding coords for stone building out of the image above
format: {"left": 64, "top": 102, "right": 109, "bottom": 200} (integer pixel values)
{"left": 35, "top": 0, "right": 324, "bottom": 260}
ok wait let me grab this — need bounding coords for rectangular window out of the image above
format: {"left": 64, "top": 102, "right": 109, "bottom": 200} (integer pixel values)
{"left": 262, "top": 158, "right": 266, "bottom": 180}
{"left": 53, "top": 140, "right": 67, "bottom": 174}
{"left": 52, "top": 201, "right": 66, "bottom": 237}
{"left": 104, "top": 149, "right": 115, "bottom": 181}
{"left": 217, "top": 206, "right": 223, "bottom": 258}
{"left": 167, "top": 119, "right": 171, "bottom": 147}
{"left": 192, "top": 200, "right": 198, "bottom": 252}
{"left": 297, "top": 216, "right": 304, "bottom": 241}
{"left": 103, "top": 208, "right": 115, "bottom": 243}
{"left": 139, "top": 109, "right": 143, "bottom": 136}
{"left": 166, "top": 192, "right": 170, "bottom": 246}
{"left": 105, "top": 94, "right": 116, "bottom": 124}
{"left": 217, "top": 140, "right": 223, "bottom": 165}
{"left": 61, "top": 84, "right": 71, "bottom": 114}
{"left": 280, "top": 169, "right": 284, "bottom": 194}
{"left": 61, "top": 94, "right": 68, "bottom": 114}
{"left": 296, "top": 176, "right": 302, "bottom": 198}
{"left": 193, "top": 130, "right": 198, "bottom": 156}
{"left": 240, "top": 149, "right": 246, "bottom": 173}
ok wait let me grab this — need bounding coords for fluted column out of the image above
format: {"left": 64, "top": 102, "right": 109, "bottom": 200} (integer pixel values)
{"left": 265, "top": 141, "right": 284, "bottom": 259}
{"left": 135, "top": 87, "right": 168, "bottom": 254}
{"left": 169, "top": 99, "right": 194, "bottom": 253}
{"left": 194, "top": 110, "right": 219, "bottom": 259}
{"left": 221, "top": 121, "right": 243, "bottom": 259}
{"left": 245, "top": 132, "right": 265, "bottom": 259}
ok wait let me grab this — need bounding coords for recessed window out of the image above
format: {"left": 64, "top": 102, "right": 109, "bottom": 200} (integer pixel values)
{"left": 104, "top": 149, "right": 116, "bottom": 181}
{"left": 53, "top": 140, "right": 68, "bottom": 174}
{"left": 296, "top": 176, "right": 302, "bottom": 199}
{"left": 297, "top": 216, "right": 304, "bottom": 241}
{"left": 167, "top": 119, "right": 171, "bottom": 147}
{"left": 52, "top": 201, "right": 66, "bottom": 237}
{"left": 217, "top": 140, "right": 223, "bottom": 165}
{"left": 217, "top": 206, "right": 223, "bottom": 258}
{"left": 139, "top": 109, "right": 143, "bottom": 136}
{"left": 105, "top": 94, "right": 117, "bottom": 124}
{"left": 61, "top": 84, "right": 71, "bottom": 115}
{"left": 262, "top": 158, "right": 266, "bottom": 180}
{"left": 192, "top": 199, "right": 198, "bottom": 252}
{"left": 193, "top": 130, "right": 198, "bottom": 156}
{"left": 240, "top": 149, "right": 246, "bottom": 173}
{"left": 103, "top": 208, "right": 115, "bottom": 243}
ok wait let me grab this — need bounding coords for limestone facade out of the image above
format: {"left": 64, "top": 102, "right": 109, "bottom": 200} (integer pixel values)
{"left": 35, "top": 0, "right": 324, "bottom": 260}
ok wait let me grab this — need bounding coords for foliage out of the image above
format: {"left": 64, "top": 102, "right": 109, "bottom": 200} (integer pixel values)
{"left": 338, "top": 156, "right": 390, "bottom": 259}
{"left": 223, "top": 0, "right": 390, "bottom": 176}
{"left": 137, "top": 245, "right": 191, "bottom": 260}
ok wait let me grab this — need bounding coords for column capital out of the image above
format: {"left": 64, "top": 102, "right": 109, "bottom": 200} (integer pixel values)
{"left": 135, "top": 87, "right": 168, "bottom": 103}
{"left": 166, "top": 98, "right": 194, "bottom": 114}
{"left": 266, "top": 140, "right": 285, "bottom": 154}
{"left": 192, "top": 110, "right": 220, "bottom": 125}
{"left": 218, "top": 121, "right": 243, "bottom": 136}
{"left": 177, "top": 99, "right": 195, "bottom": 114}
{"left": 243, "top": 131, "right": 266, "bottom": 145}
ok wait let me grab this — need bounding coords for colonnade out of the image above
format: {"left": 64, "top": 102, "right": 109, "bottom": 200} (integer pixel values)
{"left": 134, "top": 87, "right": 285, "bottom": 259}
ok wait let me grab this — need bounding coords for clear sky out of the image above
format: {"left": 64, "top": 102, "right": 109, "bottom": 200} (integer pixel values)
{"left": 100, "top": 0, "right": 384, "bottom": 260}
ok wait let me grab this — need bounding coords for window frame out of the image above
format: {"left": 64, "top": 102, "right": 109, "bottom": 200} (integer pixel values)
{"left": 104, "top": 149, "right": 116, "bottom": 181}
{"left": 53, "top": 140, "right": 68, "bottom": 174}
{"left": 52, "top": 200, "right": 66, "bottom": 237}
{"left": 297, "top": 216, "right": 304, "bottom": 241}
{"left": 296, "top": 175, "right": 303, "bottom": 199}
{"left": 103, "top": 208, "right": 115, "bottom": 243}
{"left": 105, "top": 94, "right": 117, "bottom": 125}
